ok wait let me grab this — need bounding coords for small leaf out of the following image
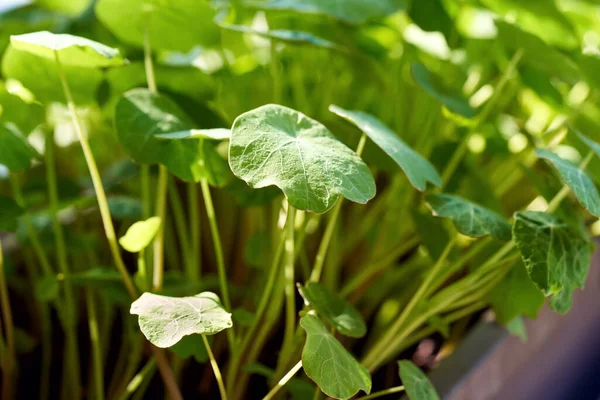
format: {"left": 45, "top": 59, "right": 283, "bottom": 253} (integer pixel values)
{"left": 170, "top": 334, "right": 209, "bottom": 363}
{"left": 411, "top": 64, "right": 476, "bottom": 118}
{"left": 298, "top": 282, "right": 366, "bottom": 338}
{"left": 513, "top": 211, "right": 590, "bottom": 313}
{"left": 10, "top": 31, "right": 125, "bottom": 68}
{"left": 398, "top": 360, "right": 440, "bottom": 400}
{"left": 0, "top": 123, "right": 39, "bottom": 171}
{"left": 536, "top": 149, "right": 600, "bottom": 217}
{"left": 425, "top": 193, "right": 511, "bottom": 240}
{"left": 156, "top": 128, "right": 231, "bottom": 141}
{"left": 329, "top": 105, "right": 441, "bottom": 191}
{"left": 130, "top": 291, "right": 233, "bottom": 348}
{"left": 229, "top": 104, "right": 376, "bottom": 213}
{"left": 506, "top": 316, "right": 527, "bottom": 342}
{"left": 300, "top": 314, "right": 371, "bottom": 399}
{"left": 119, "top": 217, "right": 161, "bottom": 253}
{"left": 0, "top": 195, "right": 24, "bottom": 232}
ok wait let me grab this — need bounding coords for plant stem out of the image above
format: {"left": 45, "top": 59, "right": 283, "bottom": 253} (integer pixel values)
{"left": 203, "top": 335, "right": 228, "bottom": 400}
{"left": 54, "top": 51, "right": 137, "bottom": 299}
{"left": 141, "top": 166, "right": 151, "bottom": 218}
{"left": 86, "top": 291, "right": 104, "bottom": 400}
{"left": 0, "top": 239, "right": 15, "bottom": 400}
{"left": 188, "top": 182, "right": 201, "bottom": 279}
{"left": 167, "top": 182, "right": 192, "bottom": 277}
{"left": 200, "top": 178, "right": 234, "bottom": 350}
{"left": 152, "top": 166, "right": 168, "bottom": 291}
{"left": 121, "top": 358, "right": 156, "bottom": 400}
{"left": 362, "top": 239, "right": 456, "bottom": 369}
{"left": 310, "top": 132, "right": 367, "bottom": 282}
{"left": 355, "top": 386, "right": 405, "bottom": 400}
{"left": 262, "top": 360, "right": 303, "bottom": 400}
{"left": 150, "top": 345, "right": 183, "bottom": 400}
{"left": 143, "top": 13, "right": 157, "bottom": 94}
{"left": 282, "top": 203, "right": 297, "bottom": 352}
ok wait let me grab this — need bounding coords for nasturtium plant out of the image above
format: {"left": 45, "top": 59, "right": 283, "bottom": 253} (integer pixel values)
{"left": 229, "top": 104, "right": 376, "bottom": 213}
{"left": 513, "top": 211, "right": 590, "bottom": 313}
{"left": 398, "top": 360, "right": 440, "bottom": 400}
{"left": 119, "top": 217, "right": 161, "bottom": 253}
{"left": 329, "top": 105, "right": 441, "bottom": 191}
{"left": 130, "top": 292, "right": 233, "bottom": 348}
{"left": 425, "top": 193, "right": 512, "bottom": 240}
{"left": 298, "top": 282, "right": 366, "bottom": 338}
{"left": 299, "top": 314, "right": 371, "bottom": 399}
{"left": 0, "top": 123, "right": 38, "bottom": 171}
{"left": 0, "top": 195, "right": 24, "bottom": 232}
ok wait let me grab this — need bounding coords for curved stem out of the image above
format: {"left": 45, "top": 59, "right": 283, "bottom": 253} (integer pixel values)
{"left": 54, "top": 51, "right": 137, "bottom": 299}
{"left": 262, "top": 360, "right": 303, "bottom": 400}
{"left": 0, "top": 239, "right": 15, "bottom": 400}
{"left": 86, "top": 291, "right": 104, "bottom": 400}
{"left": 355, "top": 386, "right": 405, "bottom": 400}
{"left": 203, "top": 335, "right": 228, "bottom": 400}
{"left": 121, "top": 358, "right": 156, "bottom": 400}
{"left": 282, "top": 203, "right": 297, "bottom": 352}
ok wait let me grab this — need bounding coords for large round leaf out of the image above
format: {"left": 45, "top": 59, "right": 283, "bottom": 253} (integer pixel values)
{"left": 96, "top": 0, "right": 220, "bottom": 52}
{"left": 114, "top": 89, "right": 231, "bottom": 186}
{"left": 229, "top": 104, "right": 376, "bottom": 213}
{"left": 10, "top": 31, "right": 124, "bottom": 68}
{"left": 0, "top": 123, "right": 39, "bottom": 171}
{"left": 130, "top": 291, "right": 233, "bottom": 348}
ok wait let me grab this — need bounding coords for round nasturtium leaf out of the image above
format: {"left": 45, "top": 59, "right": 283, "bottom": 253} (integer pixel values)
{"left": 130, "top": 291, "right": 233, "bottom": 348}
{"left": 298, "top": 282, "right": 366, "bottom": 338}
{"left": 119, "top": 217, "right": 161, "bottom": 253}
{"left": 229, "top": 104, "right": 376, "bottom": 213}
{"left": 96, "top": 0, "right": 220, "bottom": 52}
{"left": 114, "top": 88, "right": 231, "bottom": 186}
{"left": 10, "top": 31, "right": 125, "bottom": 68}
{"left": 0, "top": 123, "right": 39, "bottom": 171}
{"left": 398, "top": 360, "right": 440, "bottom": 400}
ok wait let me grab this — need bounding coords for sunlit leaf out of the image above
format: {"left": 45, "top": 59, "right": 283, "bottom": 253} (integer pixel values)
{"left": 329, "top": 105, "right": 441, "bottom": 191}
{"left": 119, "top": 217, "right": 161, "bottom": 253}
{"left": 300, "top": 314, "right": 371, "bottom": 399}
{"left": 536, "top": 149, "right": 600, "bottom": 217}
{"left": 398, "top": 360, "right": 439, "bottom": 400}
{"left": 298, "top": 282, "right": 366, "bottom": 338}
{"left": 156, "top": 128, "right": 230, "bottom": 141}
{"left": 130, "top": 291, "right": 233, "bottom": 348}
{"left": 0, "top": 123, "right": 38, "bottom": 171}
{"left": 425, "top": 193, "right": 511, "bottom": 240}
{"left": 513, "top": 211, "right": 590, "bottom": 313}
{"left": 229, "top": 104, "right": 376, "bottom": 213}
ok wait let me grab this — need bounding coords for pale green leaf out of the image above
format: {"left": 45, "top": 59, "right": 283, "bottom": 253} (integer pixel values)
{"left": 115, "top": 89, "right": 231, "bottom": 186}
{"left": 0, "top": 195, "right": 23, "bottom": 232}
{"left": 119, "top": 217, "right": 161, "bottom": 253}
{"left": 506, "top": 316, "right": 527, "bottom": 342}
{"left": 37, "top": 0, "right": 93, "bottom": 16}
{"left": 298, "top": 282, "right": 366, "bottom": 338}
{"left": 300, "top": 314, "right": 371, "bottom": 399}
{"left": 130, "top": 292, "right": 233, "bottom": 348}
{"left": 156, "top": 128, "right": 231, "bottom": 141}
{"left": 425, "top": 193, "right": 511, "bottom": 240}
{"left": 536, "top": 149, "right": 600, "bottom": 217}
{"left": 329, "top": 105, "right": 441, "bottom": 191}
{"left": 398, "top": 360, "right": 440, "bottom": 400}
{"left": 10, "top": 31, "right": 124, "bottom": 68}
{"left": 0, "top": 123, "right": 38, "bottom": 171}
{"left": 513, "top": 211, "right": 590, "bottom": 313}
{"left": 96, "top": 0, "right": 220, "bottom": 52}
{"left": 229, "top": 104, "right": 376, "bottom": 213}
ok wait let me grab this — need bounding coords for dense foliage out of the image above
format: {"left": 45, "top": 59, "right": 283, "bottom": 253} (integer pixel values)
{"left": 1, "top": 0, "right": 600, "bottom": 399}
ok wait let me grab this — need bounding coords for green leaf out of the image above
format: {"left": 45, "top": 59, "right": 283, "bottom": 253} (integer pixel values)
{"left": 506, "top": 316, "right": 527, "bottom": 342}
{"left": 96, "top": 0, "right": 220, "bottom": 52}
{"left": 225, "top": 178, "right": 281, "bottom": 208}
{"left": 156, "top": 128, "right": 231, "bottom": 141}
{"left": 0, "top": 81, "right": 44, "bottom": 135}
{"left": 130, "top": 291, "right": 233, "bottom": 348}
{"left": 115, "top": 89, "right": 231, "bottom": 186}
{"left": 329, "top": 105, "right": 441, "bottom": 191}
{"left": 253, "top": 0, "right": 406, "bottom": 24}
{"left": 170, "top": 334, "right": 209, "bottom": 363}
{"left": 229, "top": 104, "right": 376, "bottom": 213}
{"left": 300, "top": 314, "right": 371, "bottom": 399}
{"left": 489, "top": 261, "right": 545, "bottom": 324}
{"left": 298, "top": 282, "right": 366, "bottom": 338}
{"left": 398, "top": 360, "right": 440, "bottom": 400}
{"left": 513, "top": 211, "right": 590, "bottom": 313}
{"left": 578, "top": 132, "right": 600, "bottom": 159}
{"left": 37, "top": 0, "right": 93, "bottom": 17}
{"left": 119, "top": 217, "right": 161, "bottom": 253}
{"left": 0, "top": 123, "right": 38, "bottom": 171}
{"left": 10, "top": 31, "right": 125, "bottom": 68}
{"left": 35, "top": 275, "right": 59, "bottom": 302}
{"left": 107, "top": 196, "right": 143, "bottom": 220}
{"left": 411, "top": 64, "right": 476, "bottom": 118}
{"left": 408, "top": 0, "right": 455, "bottom": 47}
{"left": 536, "top": 149, "right": 600, "bottom": 217}
{"left": 425, "top": 193, "right": 511, "bottom": 240}
{"left": 2, "top": 45, "right": 103, "bottom": 104}
{"left": 0, "top": 195, "right": 24, "bottom": 232}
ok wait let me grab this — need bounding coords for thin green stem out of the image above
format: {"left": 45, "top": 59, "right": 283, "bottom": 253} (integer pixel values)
{"left": 282, "top": 203, "right": 297, "bottom": 352}
{"left": 270, "top": 40, "right": 281, "bottom": 103}
{"left": 86, "top": 291, "right": 104, "bottom": 400}
{"left": 141, "top": 166, "right": 151, "bottom": 219}
{"left": 54, "top": 51, "right": 137, "bottom": 299}
{"left": 262, "top": 361, "right": 303, "bottom": 400}
{"left": 143, "top": 13, "right": 157, "bottom": 94}
{"left": 121, "top": 358, "right": 156, "bottom": 400}
{"left": 200, "top": 178, "right": 234, "bottom": 350}
{"left": 152, "top": 166, "right": 168, "bottom": 291}
{"left": 188, "top": 182, "right": 201, "bottom": 279}
{"left": 168, "top": 182, "right": 192, "bottom": 277}
{"left": 355, "top": 386, "right": 405, "bottom": 400}
{"left": 0, "top": 239, "right": 15, "bottom": 400}
{"left": 203, "top": 335, "right": 228, "bottom": 400}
